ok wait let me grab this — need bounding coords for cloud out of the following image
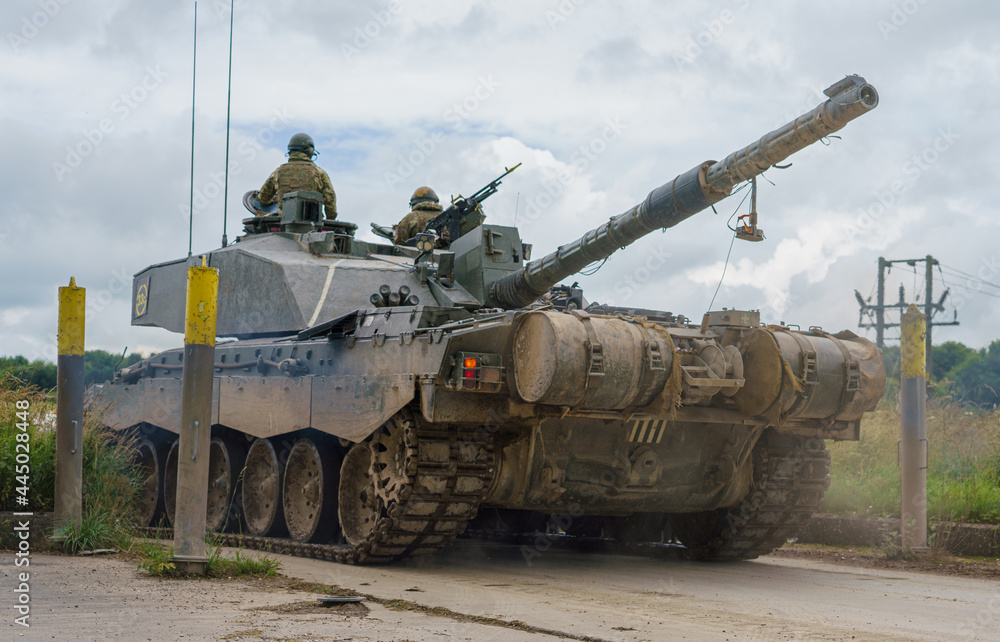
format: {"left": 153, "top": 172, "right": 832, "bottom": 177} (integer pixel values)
{"left": 0, "top": 0, "right": 998, "bottom": 358}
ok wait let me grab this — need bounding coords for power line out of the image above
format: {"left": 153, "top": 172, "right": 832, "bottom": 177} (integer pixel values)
{"left": 939, "top": 264, "right": 1000, "bottom": 292}
{"left": 944, "top": 281, "right": 1000, "bottom": 300}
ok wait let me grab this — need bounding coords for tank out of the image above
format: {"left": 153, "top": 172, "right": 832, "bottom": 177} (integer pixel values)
{"left": 93, "top": 75, "right": 885, "bottom": 563}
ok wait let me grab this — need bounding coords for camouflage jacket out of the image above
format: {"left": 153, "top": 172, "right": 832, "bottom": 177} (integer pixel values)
{"left": 394, "top": 202, "right": 444, "bottom": 245}
{"left": 258, "top": 152, "right": 337, "bottom": 218}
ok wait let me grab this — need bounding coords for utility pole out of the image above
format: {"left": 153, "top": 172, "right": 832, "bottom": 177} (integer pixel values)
{"left": 876, "top": 256, "right": 886, "bottom": 349}
{"left": 924, "top": 255, "right": 935, "bottom": 377}
{"left": 855, "top": 255, "right": 959, "bottom": 373}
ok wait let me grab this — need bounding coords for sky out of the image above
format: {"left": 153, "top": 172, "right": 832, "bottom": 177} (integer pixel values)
{"left": 1, "top": 0, "right": 998, "bottom": 363}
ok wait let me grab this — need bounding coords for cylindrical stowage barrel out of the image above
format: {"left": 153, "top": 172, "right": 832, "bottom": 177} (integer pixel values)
{"left": 900, "top": 304, "right": 928, "bottom": 550}
{"left": 172, "top": 261, "right": 219, "bottom": 573}
{"left": 490, "top": 75, "right": 879, "bottom": 309}
{"left": 55, "top": 277, "right": 85, "bottom": 532}
{"left": 733, "top": 326, "right": 885, "bottom": 424}
{"left": 511, "top": 310, "right": 675, "bottom": 410}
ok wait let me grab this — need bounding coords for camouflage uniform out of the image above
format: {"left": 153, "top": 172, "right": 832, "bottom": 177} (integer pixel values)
{"left": 258, "top": 152, "right": 337, "bottom": 218}
{"left": 394, "top": 201, "right": 444, "bottom": 245}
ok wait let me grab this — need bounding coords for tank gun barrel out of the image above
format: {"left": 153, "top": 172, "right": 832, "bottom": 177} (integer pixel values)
{"left": 489, "top": 75, "right": 879, "bottom": 309}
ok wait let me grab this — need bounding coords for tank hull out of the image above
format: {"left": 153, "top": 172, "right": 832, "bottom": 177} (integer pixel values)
{"left": 94, "top": 305, "right": 884, "bottom": 561}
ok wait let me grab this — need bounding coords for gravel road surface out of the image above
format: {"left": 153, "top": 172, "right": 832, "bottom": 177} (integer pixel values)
{"left": 4, "top": 541, "right": 998, "bottom": 641}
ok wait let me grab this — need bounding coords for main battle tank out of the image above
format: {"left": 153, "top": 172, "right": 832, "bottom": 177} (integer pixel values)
{"left": 95, "top": 75, "right": 884, "bottom": 563}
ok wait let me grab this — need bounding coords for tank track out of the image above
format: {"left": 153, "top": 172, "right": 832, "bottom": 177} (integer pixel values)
{"left": 669, "top": 431, "right": 831, "bottom": 561}
{"left": 142, "top": 420, "right": 494, "bottom": 565}
{"left": 340, "top": 422, "right": 495, "bottom": 564}
{"left": 141, "top": 430, "right": 825, "bottom": 564}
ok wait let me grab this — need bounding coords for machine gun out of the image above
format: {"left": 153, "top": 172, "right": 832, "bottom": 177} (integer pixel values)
{"left": 370, "top": 222, "right": 396, "bottom": 241}
{"left": 423, "top": 163, "right": 521, "bottom": 243}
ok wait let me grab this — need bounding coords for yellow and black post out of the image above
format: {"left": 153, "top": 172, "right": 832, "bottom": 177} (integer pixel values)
{"left": 171, "top": 258, "right": 219, "bottom": 573}
{"left": 900, "top": 303, "right": 928, "bottom": 551}
{"left": 55, "top": 277, "right": 86, "bottom": 533}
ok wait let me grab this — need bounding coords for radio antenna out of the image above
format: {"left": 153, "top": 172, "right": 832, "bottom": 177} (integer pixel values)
{"left": 187, "top": 1, "right": 198, "bottom": 257}
{"left": 221, "top": 1, "right": 235, "bottom": 247}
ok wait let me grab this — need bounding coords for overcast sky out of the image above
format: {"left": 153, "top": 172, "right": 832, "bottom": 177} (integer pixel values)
{"left": 2, "top": 0, "right": 998, "bottom": 362}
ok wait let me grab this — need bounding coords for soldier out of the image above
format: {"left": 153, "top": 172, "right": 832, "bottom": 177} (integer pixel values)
{"left": 394, "top": 186, "right": 444, "bottom": 245}
{"left": 258, "top": 133, "right": 337, "bottom": 218}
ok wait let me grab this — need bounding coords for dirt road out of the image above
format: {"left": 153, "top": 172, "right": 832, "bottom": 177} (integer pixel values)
{"left": 4, "top": 542, "right": 998, "bottom": 641}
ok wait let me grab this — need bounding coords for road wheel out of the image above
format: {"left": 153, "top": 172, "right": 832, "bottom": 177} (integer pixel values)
{"left": 282, "top": 438, "right": 339, "bottom": 542}
{"left": 243, "top": 438, "right": 288, "bottom": 537}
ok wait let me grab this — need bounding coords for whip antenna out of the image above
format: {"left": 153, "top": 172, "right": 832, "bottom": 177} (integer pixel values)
{"left": 187, "top": 1, "right": 198, "bottom": 257}
{"left": 221, "top": 0, "right": 235, "bottom": 247}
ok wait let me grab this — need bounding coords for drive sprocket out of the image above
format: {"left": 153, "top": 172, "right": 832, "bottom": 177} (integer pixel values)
{"left": 369, "top": 411, "right": 419, "bottom": 504}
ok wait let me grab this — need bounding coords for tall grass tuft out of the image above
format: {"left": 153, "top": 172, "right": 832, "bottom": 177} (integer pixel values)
{"left": 824, "top": 396, "right": 1000, "bottom": 524}
{"left": 1, "top": 373, "right": 141, "bottom": 551}
{"left": 0, "top": 373, "right": 55, "bottom": 512}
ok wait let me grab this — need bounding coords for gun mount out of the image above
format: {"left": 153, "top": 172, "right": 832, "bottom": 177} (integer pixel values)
{"left": 488, "top": 75, "right": 878, "bottom": 308}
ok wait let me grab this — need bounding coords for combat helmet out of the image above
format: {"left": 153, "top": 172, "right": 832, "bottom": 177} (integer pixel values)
{"left": 287, "top": 133, "right": 316, "bottom": 157}
{"left": 409, "top": 186, "right": 439, "bottom": 208}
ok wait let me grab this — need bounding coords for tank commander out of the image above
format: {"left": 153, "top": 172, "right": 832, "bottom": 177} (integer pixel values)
{"left": 394, "top": 186, "right": 444, "bottom": 245}
{"left": 258, "top": 133, "right": 337, "bottom": 218}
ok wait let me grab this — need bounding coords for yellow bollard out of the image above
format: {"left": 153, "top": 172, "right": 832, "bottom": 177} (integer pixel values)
{"left": 55, "top": 277, "right": 85, "bottom": 532}
{"left": 171, "top": 258, "right": 219, "bottom": 573}
{"left": 900, "top": 304, "right": 928, "bottom": 551}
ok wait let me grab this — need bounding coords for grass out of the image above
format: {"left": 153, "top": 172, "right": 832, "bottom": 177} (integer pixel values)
{"left": 0, "top": 373, "right": 142, "bottom": 552}
{"left": 824, "top": 396, "right": 1000, "bottom": 524}
{"left": 138, "top": 539, "right": 281, "bottom": 578}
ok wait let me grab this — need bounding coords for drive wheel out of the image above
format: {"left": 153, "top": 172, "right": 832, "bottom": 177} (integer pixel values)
{"left": 243, "top": 438, "right": 287, "bottom": 537}
{"left": 282, "top": 438, "right": 339, "bottom": 542}
{"left": 369, "top": 411, "right": 418, "bottom": 504}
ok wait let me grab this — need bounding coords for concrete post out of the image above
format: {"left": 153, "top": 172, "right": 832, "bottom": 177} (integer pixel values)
{"left": 55, "top": 278, "right": 85, "bottom": 533}
{"left": 171, "top": 258, "right": 218, "bottom": 573}
{"left": 900, "top": 304, "right": 928, "bottom": 551}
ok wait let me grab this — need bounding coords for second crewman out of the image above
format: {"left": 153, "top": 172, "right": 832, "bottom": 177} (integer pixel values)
{"left": 394, "top": 186, "right": 443, "bottom": 245}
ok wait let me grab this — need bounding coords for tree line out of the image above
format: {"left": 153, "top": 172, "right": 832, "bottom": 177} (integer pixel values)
{"left": 0, "top": 350, "right": 146, "bottom": 390}
{"left": 882, "top": 340, "right": 1000, "bottom": 407}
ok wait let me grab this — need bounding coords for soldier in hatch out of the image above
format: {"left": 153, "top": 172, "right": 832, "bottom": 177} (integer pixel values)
{"left": 394, "top": 186, "right": 444, "bottom": 245}
{"left": 258, "top": 133, "right": 338, "bottom": 218}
